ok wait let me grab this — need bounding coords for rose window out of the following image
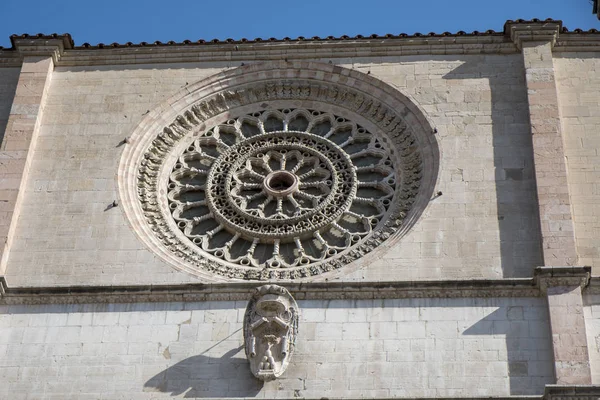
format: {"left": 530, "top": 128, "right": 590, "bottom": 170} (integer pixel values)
{"left": 123, "top": 63, "right": 437, "bottom": 281}
{"left": 167, "top": 108, "right": 397, "bottom": 269}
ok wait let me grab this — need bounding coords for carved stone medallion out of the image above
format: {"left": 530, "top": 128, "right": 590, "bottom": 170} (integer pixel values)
{"left": 243, "top": 284, "right": 299, "bottom": 381}
{"left": 119, "top": 61, "right": 439, "bottom": 281}
{"left": 168, "top": 108, "right": 399, "bottom": 270}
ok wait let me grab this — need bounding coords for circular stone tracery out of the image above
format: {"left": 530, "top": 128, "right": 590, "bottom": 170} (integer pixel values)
{"left": 168, "top": 109, "right": 393, "bottom": 269}
{"left": 123, "top": 61, "right": 438, "bottom": 281}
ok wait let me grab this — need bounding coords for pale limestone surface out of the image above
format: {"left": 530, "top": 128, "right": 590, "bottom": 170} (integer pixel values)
{"left": 343, "top": 54, "right": 541, "bottom": 280}
{"left": 0, "top": 298, "right": 552, "bottom": 399}
{"left": 584, "top": 294, "right": 600, "bottom": 384}
{"left": 3, "top": 55, "right": 543, "bottom": 286}
{"left": 555, "top": 54, "right": 600, "bottom": 273}
{"left": 0, "top": 57, "right": 55, "bottom": 283}
{"left": 0, "top": 25, "right": 599, "bottom": 400}
{"left": 0, "top": 67, "right": 20, "bottom": 251}
{"left": 5, "top": 65, "right": 227, "bottom": 286}
{"left": 0, "top": 67, "right": 19, "bottom": 144}
{"left": 547, "top": 285, "right": 591, "bottom": 384}
{"left": 520, "top": 42, "right": 577, "bottom": 267}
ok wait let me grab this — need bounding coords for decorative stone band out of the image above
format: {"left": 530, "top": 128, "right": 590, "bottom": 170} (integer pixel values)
{"left": 119, "top": 61, "right": 439, "bottom": 282}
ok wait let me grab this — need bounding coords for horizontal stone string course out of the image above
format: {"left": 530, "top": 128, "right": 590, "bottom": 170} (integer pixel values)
{"left": 3, "top": 266, "right": 592, "bottom": 304}
{"left": 0, "top": 275, "right": 550, "bottom": 304}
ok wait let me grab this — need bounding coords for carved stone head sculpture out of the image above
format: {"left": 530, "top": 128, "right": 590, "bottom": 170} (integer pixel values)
{"left": 243, "top": 284, "right": 299, "bottom": 381}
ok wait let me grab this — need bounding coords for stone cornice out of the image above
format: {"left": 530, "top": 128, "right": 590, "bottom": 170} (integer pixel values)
{"left": 535, "top": 266, "right": 591, "bottom": 293}
{"left": 544, "top": 385, "right": 600, "bottom": 400}
{"left": 1, "top": 21, "right": 600, "bottom": 68}
{"left": 5, "top": 273, "right": 600, "bottom": 305}
{"left": 0, "top": 275, "right": 540, "bottom": 305}
{"left": 580, "top": 277, "right": 600, "bottom": 295}
{"left": 504, "top": 20, "right": 562, "bottom": 50}
{"left": 555, "top": 33, "right": 600, "bottom": 53}
{"left": 0, "top": 36, "right": 512, "bottom": 68}
{"left": 45, "top": 36, "right": 518, "bottom": 67}
{"left": 1, "top": 29, "right": 600, "bottom": 68}
{"left": 8, "top": 34, "right": 73, "bottom": 64}
{"left": 51, "top": 33, "right": 600, "bottom": 66}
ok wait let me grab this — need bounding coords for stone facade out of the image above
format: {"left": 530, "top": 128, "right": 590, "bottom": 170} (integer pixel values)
{"left": 0, "top": 19, "right": 599, "bottom": 399}
{"left": 0, "top": 296, "right": 553, "bottom": 398}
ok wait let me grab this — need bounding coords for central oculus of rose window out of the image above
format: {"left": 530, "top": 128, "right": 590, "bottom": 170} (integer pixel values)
{"left": 263, "top": 170, "right": 298, "bottom": 197}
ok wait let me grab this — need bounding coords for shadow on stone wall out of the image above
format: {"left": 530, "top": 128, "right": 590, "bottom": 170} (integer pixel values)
{"left": 443, "top": 57, "right": 543, "bottom": 278}
{"left": 1, "top": 298, "right": 555, "bottom": 397}
{"left": 0, "top": 68, "right": 20, "bottom": 147}
{"left": 464, "top": 306, "right": 554, "bottom": 395}
{"left": 144, "top": 345, "right": 263, "bottom": 398}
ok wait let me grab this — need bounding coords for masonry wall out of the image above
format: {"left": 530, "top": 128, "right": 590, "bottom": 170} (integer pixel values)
{"left": 4, "top": 64, "right": 228, "bottom": 287}
{"left": 345, "top": 54, "right": 541, "bottom": 281}
{"left": 2, "top": 53, "right": 543, "bottom": 286}
{"left": 0, "top": 297, "right": 553, "bottom": 399}
{"left": 554, "top": 54, "right": 600, "bottom": 273}
{"left": 0, "top": 67, "right": 20, "bottom": 144}
{"left": 584, "top": 294, "right": 600, "bottom": 384}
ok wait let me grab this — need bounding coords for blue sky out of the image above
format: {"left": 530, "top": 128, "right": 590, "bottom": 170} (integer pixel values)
{"left": 0, "top": 0, "right": 597, "bottom": 48}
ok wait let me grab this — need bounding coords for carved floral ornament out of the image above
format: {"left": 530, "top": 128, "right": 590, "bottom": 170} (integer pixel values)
{"left": 119, "top": 62, "right": 439, "bottom": 281}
